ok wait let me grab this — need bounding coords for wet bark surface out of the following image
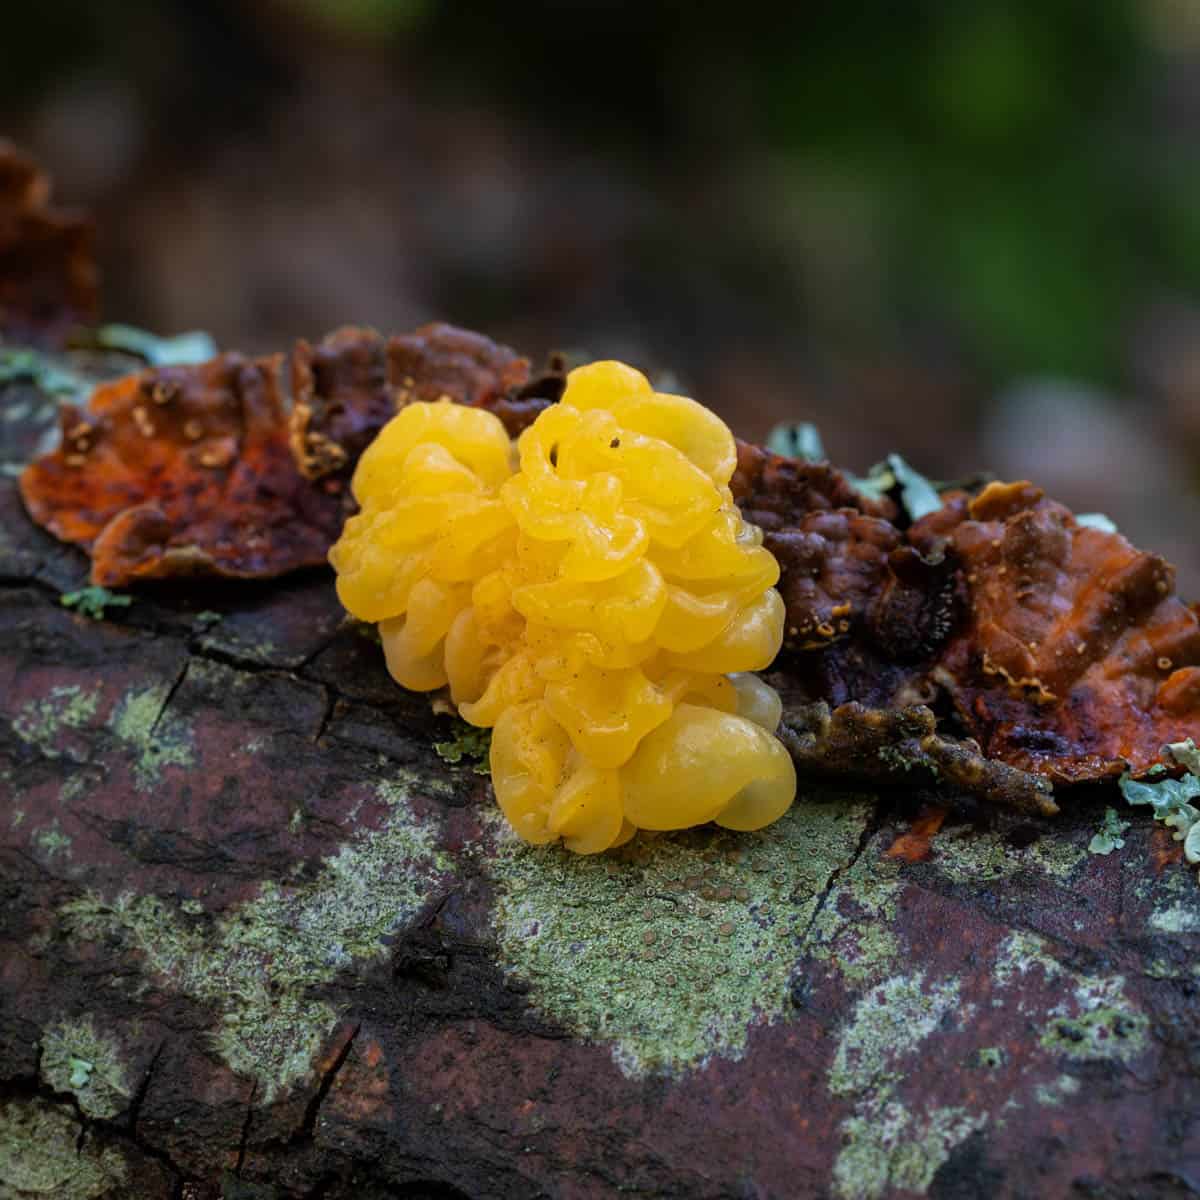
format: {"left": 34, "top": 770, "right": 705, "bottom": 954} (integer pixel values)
{"left": 2, "top": 365, "right": 1200, "bottom": 1200}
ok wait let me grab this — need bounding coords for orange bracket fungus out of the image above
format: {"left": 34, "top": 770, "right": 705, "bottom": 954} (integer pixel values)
{"left": 330, "top": 361, "right": 796, "bottom": 851}
{"left": 20, "top": 353, "right": 343, "bottom": 586}
{"left": 910, "top": 481, "right": 1200, "bottom": 782}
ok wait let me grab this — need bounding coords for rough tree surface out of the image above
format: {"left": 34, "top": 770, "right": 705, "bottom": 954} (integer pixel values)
{"left": 2, "top": 360, "right": 1199, "bottom": 1200}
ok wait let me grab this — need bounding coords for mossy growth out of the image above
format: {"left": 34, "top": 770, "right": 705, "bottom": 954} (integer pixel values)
{"left": 0, "top": 1097, "right": 127, "bottom": 1198}
{"left": 40, "top": 1017, "right": 132, "bottom": 1119}
{"left": 489, "top": 791, "right": 873, "bottom": 1076}
{"left": 60, "top": 772, "right": 449, "bottom": 1102}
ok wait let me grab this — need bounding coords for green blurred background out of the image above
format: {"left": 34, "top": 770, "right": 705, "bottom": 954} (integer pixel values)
{"left": 5, "top": 0, "right": 1200, "bottom": 581}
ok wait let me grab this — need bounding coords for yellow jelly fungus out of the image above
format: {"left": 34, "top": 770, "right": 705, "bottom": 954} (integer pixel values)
{"left": 329, "top": 361, "right": 796, "bottom": 851}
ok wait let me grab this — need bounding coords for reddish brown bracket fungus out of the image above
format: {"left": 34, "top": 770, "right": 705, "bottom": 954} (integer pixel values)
{"left": 909, "top": 481, "right": 1200, "bottom": 783}
{"left": 289, "top": 326, "right": 396, "bottom": 481}
{"left": 729, "top": 440, "right": 898, "bottom": 528}
{"left": 20, "top": 353, "right": 342, "bottom": 586}
{"left": 288, "top": 323, "right": 561, "bottom": 480}
{"left": 0, "top": 141, "right": 98, "bottom": 342}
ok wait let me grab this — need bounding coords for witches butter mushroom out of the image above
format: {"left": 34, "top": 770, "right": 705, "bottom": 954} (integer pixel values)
{"left": 330, "top": 360, "right": 796, "bottom": 851}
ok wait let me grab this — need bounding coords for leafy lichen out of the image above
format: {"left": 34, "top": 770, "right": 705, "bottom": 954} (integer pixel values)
{"left": 489, "top": 792, "right": 873, "bottom": 1075}
{"left": 40, "top": 1017, "right": 131, "bottom": 1119}
{"left": 765, "top": 421, "right": 826, "bottom": 461}
{"left": 1120, "top": 742, "right": 1200, "bottom": 875}
{"left": 1088, "top": 806, "right": 1130, "bottom": 855}
{"left": 60, "top": 773, "right": 447, "bottom": 1101}
{"left": 0, "top": 346, "right": 84, "bottom": 397}
{"left": 94, "top": 323, "right": 216, "bottom": 366}
{"left": 433, "top": 720, "right": 492, "bottom": 775}
{"left": 850, "top": 454, "right": 943, "bottom": 521}
{"left": 60, "top": 586, "right": 133, "bottom": 622}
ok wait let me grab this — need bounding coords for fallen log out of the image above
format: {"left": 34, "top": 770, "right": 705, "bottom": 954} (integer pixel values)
{"left": 2, "top": 347, "right": 1199, "bottom": 1200}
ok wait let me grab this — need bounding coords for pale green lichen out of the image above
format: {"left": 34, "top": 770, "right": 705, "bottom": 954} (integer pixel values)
{"left": 1149, "top": 901, "right": 1200, "bottom": 933}
{"left": 832, "top": 1103, "right": 984, "bottom": 1200}
{"left": 806, "top": 844, "right": 904, "bottom": 986}
{"left": 94, "top": 324, "right": 216, "bottom": 366}
{"left": 765, "top": 421, "right": 826, "bottom": 461}
{"left": 1120, "top": 742, "right": 1200, "bottom": 874}
{"left": 1040, "top": 976, "right": 1149, "bottom": 1062}
{"left": 991, "top": 930, "right": 1055, "bottom": 990}
{"left": 40, "top": 1018, "right": 131, "bottom": 1119}
{"left": 195, "top": 628, "right": 281, "bottom": 668}
{"left": 31, "top": 819, "right": 71, "bottom": 862}
{"left": 848, "top": 454, "right": 944, "bottom": 520}
{"left": 1088, "top": 807, "right": 1130, "bottom": 855}
{"left": 976, "top": 1046, "right": 1005, "bottom": 1069}
{"left": 829, "top": 972, "right": 966, "bottom": 1097}
{"left": 60, "top": 586, "right": 133, "bottom": 622}
{"left": 61, "top": 773, "right": 447, "bottom": 1101}
{"left": 1034, "top": 1074, "right": 1081, "bottom": 1107}
{"left": 828, "top": 972, "right": 979, "bottom": 1200}
{"left": 992, "top": 931, "right": 1148, "bottom": 1062}
{"left": 107, "top": 685, "right": 194, "bottom": 791}
{"left": 0, "top": 346, "right": 84, "bottom": 397}
{"left": 12, "top": 685, "right": 100, "bottom": 757}
{"left": 0, "top": 1098, "right": 127, "bottom": 1198}
{"left": 433, "top": 721, "right": 492, "bottom": 775}
{"left": 490, "top": 792, "right": 873, "bottom": 1076}
{"left": 823, "top": 870, "right": 1152, "bottom": 1197}
{"left": 932, "top": 824, "right": 1087, "bottom": 883}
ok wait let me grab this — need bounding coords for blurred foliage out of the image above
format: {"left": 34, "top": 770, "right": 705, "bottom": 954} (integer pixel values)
{"left": 2, "top": 0, "right": 1197, "bottom": 388}
{"left": 412, "top": 0, "right": 1176, "bottom": 383}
